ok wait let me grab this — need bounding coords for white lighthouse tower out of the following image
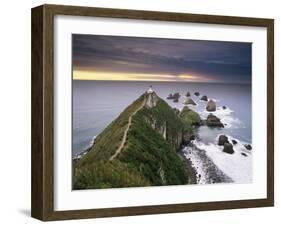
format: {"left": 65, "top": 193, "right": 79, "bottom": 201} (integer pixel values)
{"left": 147, "top": 85, "right": 154, "bottom": 94}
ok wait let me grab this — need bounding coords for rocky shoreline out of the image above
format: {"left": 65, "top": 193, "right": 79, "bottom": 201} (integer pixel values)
{"left": 183, "top": 144, "right": 233, "bottom": 184}
{"left": 172, "top": 89, "right": 252, "bottom": 184}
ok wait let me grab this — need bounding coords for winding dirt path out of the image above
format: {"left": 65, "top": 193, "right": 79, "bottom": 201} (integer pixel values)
{"left": 109, "top": 97, "right": 146, "bottom": 161}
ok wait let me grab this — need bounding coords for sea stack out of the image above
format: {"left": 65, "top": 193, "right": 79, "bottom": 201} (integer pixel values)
{"left": 206, "top": 99, "right": 216, "bottom": 112}
{"left": 206, "top": 114, "right": 224, "bottom": 127}
{"left": 201, "top": 95, "right": 208, "bottom": 101}
{"left": 218, "top": 135, "right": 229, "bottom": 146}
{"left": 167, "top": 93, "right": 173, "bottom": 99}
{"left": 184, "top": 98, "right": 196, "bottom": 105}
{"left": 223, "top": 143, "right": 234, "bottom": 154}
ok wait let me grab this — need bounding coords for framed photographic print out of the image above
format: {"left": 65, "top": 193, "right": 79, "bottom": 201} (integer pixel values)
{"left": 31, "top": 4, "right": 274, "bottom": 221}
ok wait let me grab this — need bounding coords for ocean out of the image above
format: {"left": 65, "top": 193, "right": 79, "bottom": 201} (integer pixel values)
{"left": 73, "top": 80, "right": 252, "bottom": 183}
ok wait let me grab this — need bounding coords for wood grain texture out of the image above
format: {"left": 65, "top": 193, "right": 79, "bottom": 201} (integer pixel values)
{"left": 31, "top": 4, "right": 274, "bottom": 221}
{"left": 31, "top": 5, "right": 44, "bottom": 220}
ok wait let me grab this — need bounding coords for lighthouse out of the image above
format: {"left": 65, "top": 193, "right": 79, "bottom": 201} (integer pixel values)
{"left": 147, "top": 85, "right": 154, "bottom": 94}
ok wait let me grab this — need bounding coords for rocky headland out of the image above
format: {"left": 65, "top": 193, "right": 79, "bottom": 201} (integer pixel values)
{"left": 74, "top": 88, "right": 252, "bottom": 188}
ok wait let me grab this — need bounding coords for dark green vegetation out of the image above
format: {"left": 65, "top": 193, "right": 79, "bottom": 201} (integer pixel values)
{"left": 74, "top": 92, "right": 200, "bottom": 189}
{"left": 180, "top": 106, "right": 201, "bottom": 133}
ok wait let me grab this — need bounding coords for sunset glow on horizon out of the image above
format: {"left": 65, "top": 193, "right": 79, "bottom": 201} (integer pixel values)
{"left": 73, "top": 70, "right": 215, "bottom": 83}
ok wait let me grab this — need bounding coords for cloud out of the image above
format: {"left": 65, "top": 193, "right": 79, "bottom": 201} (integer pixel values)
{"left": 72, "top": 34, "right": 252, "bottom": 83}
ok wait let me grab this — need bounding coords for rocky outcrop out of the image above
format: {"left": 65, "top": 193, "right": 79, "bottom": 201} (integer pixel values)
{"left": 167, "top": 92, "right": 180, "bottom": 101}
{"left": 174, "top": 92, "right": 180, "bottom": 98}
{"left": 232, "top": 139, "right": 237, "bottom": 145}
{"left": 167, "top": 93, "right": 173, "bottom": 99}
{"left": 180, "top": 106, "right": 201, "bottom": 146}
{"left": 184, "top": 98, "right": 196, "bottom": 105}
{"left": 180, "top": 106, "right": 201, "bottom": 127}
{"left": 244, "top": 144, "right": 252, "bottom": 150}
{"left": 206, "top": 99, "right": 216, "bottom": 112}
{"left": 194, "top": 92, "right": 200, "bottom": 96}
{"left": 218, "top": 135, "right": 229, "bottom": 146}
{"left": 145, "top": 92, "right": 159, "bottom": 108}
{"left": 201, "top": 95, "right": 208, "bottom": 101}
{"left": 223, "top": 143, "right": 234, "bottom": 154}
{"left": 182, "top": 133, "right": 195, "bottom": 145}
{"left": 206, "top": 114, "right": 224, "bottom": 127}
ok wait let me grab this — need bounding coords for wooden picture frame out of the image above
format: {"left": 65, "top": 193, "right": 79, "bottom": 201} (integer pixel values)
{"left": 31, "top": 4, "right": 274, "bottom": 221}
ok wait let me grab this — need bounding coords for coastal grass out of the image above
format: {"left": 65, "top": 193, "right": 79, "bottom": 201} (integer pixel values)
{"left": 74, "top": 160, "right": 150, "bottom": 189}
{"left": 118, "top": 99, "right": 188, "bottom": 186}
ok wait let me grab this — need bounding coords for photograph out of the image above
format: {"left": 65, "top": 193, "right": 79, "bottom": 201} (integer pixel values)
{"left": 72, "top": 34, "right": 253, "bottom": 190}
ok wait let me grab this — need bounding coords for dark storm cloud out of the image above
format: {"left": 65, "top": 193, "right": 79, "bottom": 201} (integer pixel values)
{"left": 72, "top": 34, "right": 252, "bottom": 83}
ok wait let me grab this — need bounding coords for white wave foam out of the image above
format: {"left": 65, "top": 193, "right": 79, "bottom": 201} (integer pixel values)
{"left": 201, "top": 107, "right": 233, "bottom": 117}
{"left": 89, "top": 135, "right": 96, "bottom": 146}
{"left": 198, "top": 107, "right": 245, "bottom": 129}
{"left": 221, "top": 116, "right": 245, "bottom": 129}
{"left": 193, "top": 137, "right": 252, "bottom": 184}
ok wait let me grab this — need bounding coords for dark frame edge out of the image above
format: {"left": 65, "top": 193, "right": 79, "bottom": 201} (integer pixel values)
{"left": 31, "top": 4, "right": 274, "bottom": 221}
{"left": 45, "top": 198, "right": 272, "bottom": 221}
{"left": 266, "top": 19, "right": 274, "bottom": 207}
{"left": 31, "top": 5, "right": 44, "bottom": 220}
{"left": 31, "top": 5, "right": 54, "bottom": 221}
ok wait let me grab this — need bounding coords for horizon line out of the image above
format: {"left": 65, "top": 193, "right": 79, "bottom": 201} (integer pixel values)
{"left": 73, "top": 79, "right": 251, "bottom": 85}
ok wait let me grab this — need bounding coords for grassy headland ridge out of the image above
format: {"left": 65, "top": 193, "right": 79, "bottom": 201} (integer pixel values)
{"left": 73, "top": 91, "right": 200, "bottom": 189}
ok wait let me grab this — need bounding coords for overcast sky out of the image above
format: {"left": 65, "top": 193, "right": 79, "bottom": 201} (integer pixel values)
{"left": 72, "top": 34, "right": 252, "bottom": 84}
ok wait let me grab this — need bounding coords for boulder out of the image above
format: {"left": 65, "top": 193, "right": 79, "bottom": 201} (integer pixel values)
{"left": 184, "top": 97, "right": 196, "bottom": 105}
{"left": 218, "top": 135, "right": 229, "bottom": 146}
{"left": 244, "top": 144, "right": 252, "bottom": 150}
{"left": 223, "top": 143, "right": 234, "bottom": 154}
{"left": 222, "top": 106, "right": 227, "bottom": 110}
{"left": 241, "top": 153, "right": 248, "bottom": 157}
{"left": 194, "top": 92, "right": 200, "bottom": 96}
{"left": 201, "top": 95, "right": 208, "bottom": 101}
{"left": 186, "top": 91, "right": 191, "bottom": 97}
{"left": 206, "top": 99, "right": 216, "bottom": 112}
{"left": 232, "top": 139, "right": 237, "bottom": 145}
{"left": 206, "top": 114, "right": 224, "bottom": 127}
{"left": 167, "top": 93, "right": 173, "bottom": 99}
{"left": 182, "top": 133, "right": 195, "bottom": 145}
{"left": 167, "top": 92, "right": 180, "bottom": 100}
{"left": 173, "top": 92, "right": 180, "bottom": 99}
{"left": 173, "top": 98, "right": 179, "bottom": 103}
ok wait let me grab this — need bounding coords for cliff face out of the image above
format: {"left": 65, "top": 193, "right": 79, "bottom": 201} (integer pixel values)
{"left": 145, "top": 91, "right": 159, "bottom": 108}
{"left": 74, "top": 92, "right": 198, "bottom": 189}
